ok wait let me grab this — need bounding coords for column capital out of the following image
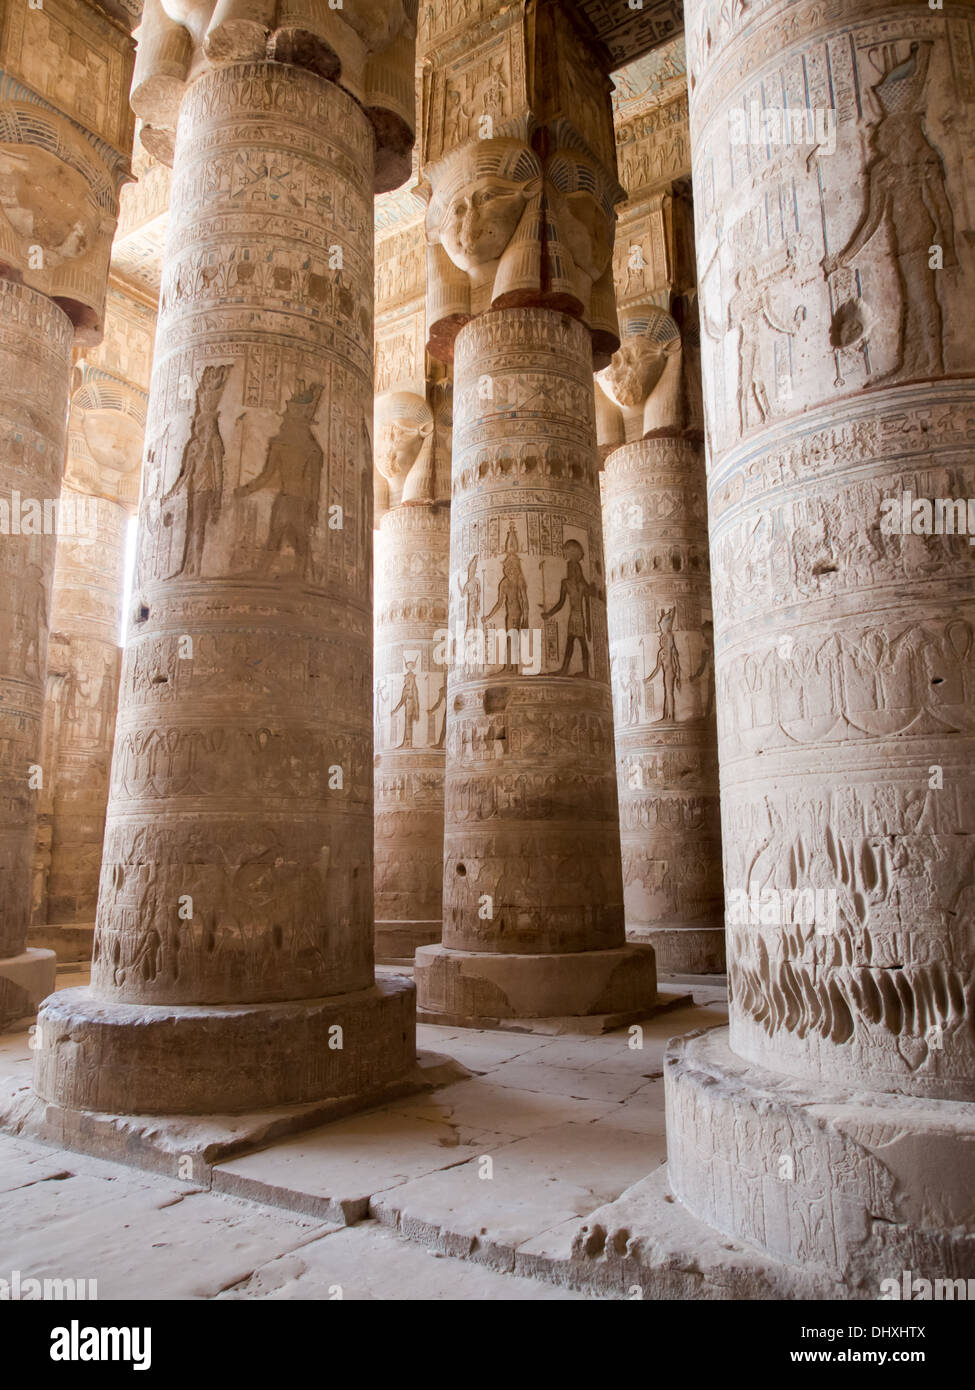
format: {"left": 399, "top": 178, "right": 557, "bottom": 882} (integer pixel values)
{"left": 0, "top": 0, "right": 138, "bottom": 341}
{"left": 65, "top": 368, "right": 147, "bottom": 514}
{"left": 131, "top": 0, "right": 416, "bottom": 190}
{"left": 417, "top": 0, "right": 624, "bottom": 365}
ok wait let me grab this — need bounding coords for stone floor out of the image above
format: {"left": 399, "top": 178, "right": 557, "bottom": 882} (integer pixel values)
{"left": 0, "top": 964, "right": 728, "bottom": 1300}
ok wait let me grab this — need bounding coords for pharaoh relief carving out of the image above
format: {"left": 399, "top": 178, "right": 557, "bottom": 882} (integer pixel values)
{"left": 821, "top": 41, "right": 958, "bottom": 383}
{"left": 693, "top": 17, "right": 973, "bottom": 459}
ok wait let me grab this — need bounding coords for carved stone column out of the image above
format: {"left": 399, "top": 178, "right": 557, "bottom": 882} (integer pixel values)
{"left": 372, "top": 210, "right": 452, "bottom": 963}
{"left": 36, "top": 8, "right": 421, "bottom": 1116}
{"left": 667, "top": 0, "right": 975, "bottom": 1289}
{"left": 413, "top": 0, "right": 658, "bottom": 1024}
{"left": 0, "top": 283, "right": 72, "bottom": 1027}
{"left": 374, "top": 500, "right": 451, "bottom": 961}
{"left": 31, "top": 347, "right": 147, "bottom": 963}
{"left": 598, "top": 307, "right": 723, "bottom": 973}
{"left": 0, "top": 1, "right": 133, "bottom": 1026}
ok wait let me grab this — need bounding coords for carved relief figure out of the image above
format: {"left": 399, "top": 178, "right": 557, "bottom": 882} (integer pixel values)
{"left": 483, "top": 526, "right": 530, "bottom": 670}
{"left": 236, "top": 381, "right": 324, "bottom": 576}
{"left": 690, "top": 619, "right": 715, "bottom": 720}
{"left": 162, "top": 364, "right": 232, "bottom": 578}
{"left": 706, "top": 262, "right": 806, "bottom": 434}
{"left": 596, "top": 306, "right": 683, "bottom": 437}
{"left": 646, "top": 606, "right": 681, "bottom": 721}
{"left": 822, "top": 42, "right": 956, "bottom": 380}
{"left": 391, "top": 661, "right": 421, "bottom": 749}
{"left": 428, "top": 675, "right": 447, "bottom": 749}
{"left": 543, "top": 539, "right": 598, "bottom": 677}
{"left": 459, "top": 554, "right": 481, "bottom": 635}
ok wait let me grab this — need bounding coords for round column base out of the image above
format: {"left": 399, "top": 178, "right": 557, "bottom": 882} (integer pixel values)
{"left": 375, "top": 919, "right": 442, "bottom": 965}
{"left": 415, "top": 943, "right": 657, "bottom": 1026}
{"left": 33, "top": 976, "right": 416, "bottom": 1116}
{"left": 625, "top": 925, "right": 725, "bottom": 974}
{"left": 0, "top": 949, "right": 57, "bottom": 1031}
{"left": 666, "top": 1028, "right": 975, "bottom": 1291}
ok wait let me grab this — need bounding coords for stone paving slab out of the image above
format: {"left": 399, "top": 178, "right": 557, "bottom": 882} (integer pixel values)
{"left": 370, "top": 1120, "right": 665, "bottom": 1272}
{"left": 216, "top": 1219, "right": 594, "bottom": 1300}
{"left": 213, "top": 1107, "right": 504, "bottom": 1224}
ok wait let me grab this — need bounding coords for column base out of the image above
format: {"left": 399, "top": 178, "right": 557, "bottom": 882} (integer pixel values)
{"left": 0, "top": 949, "right": 57, "bottom": 1031}
{"left": 415, "top": 942, "right": 659, "bottom": 1029}
{"left": 33, "top": 975, "right": 416, "bottom": 1116}
{"left": 665, "top": 1028, "right": 975, "bottom": 1292}
{"left": 625, "top": 925, "right": 725, "bottom": 974}
{"left": 375, "top": 919, "right": 442, "bottom": 965}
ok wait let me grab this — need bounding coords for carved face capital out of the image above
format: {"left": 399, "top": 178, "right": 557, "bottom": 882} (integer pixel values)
{"left": 438, "top": 177, "right": 528, "bottom": 273}
{"left": 597, "top": 337, "right": 669, "bottom": 409}
{"left": 374, "top": 391, "right": 433, "bottom": 485}
{"left": 0, "top": 145, "right": 99, "bottom": 268}
{"left": 597, "top": 307, "right": 682, "bottom": 412}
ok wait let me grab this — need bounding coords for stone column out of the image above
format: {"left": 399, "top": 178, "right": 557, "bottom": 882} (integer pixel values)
{"left": 0, "top": 283, "right": 72, "bottom": 1026}
{"left": 0, "top": 2, "right": 132, "bottom": 1025}
{"left": 36, "top": 8, "right": 421, "bottom": 1117}
{"left": 31, "top": 361, "right": 146, "bottom": 964}
{"left": 667, "top": 0, "right": 975, "bottom": 1289}
{"left": 597, "top": 304, "right": 723, "bottom": 974}
{"left": 371, "top": 214, "right": 452, "bottom": 963}
{"left": 374, "top": 500, "right": 451, "bottom": 961}
{"left": 413, "top": 0, "right": 658, "bottom": 1024}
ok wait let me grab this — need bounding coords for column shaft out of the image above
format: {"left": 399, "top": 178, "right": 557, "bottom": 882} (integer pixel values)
{"left": 0, "top": 281, "right": 70, "bottom": 1023}
{"left": 416, "top": 309, "right": 657, "bottom": 1019}
{"left": 374, "top": 504, "right": 450, "bottom": 959}
{"left": 603, "top": 437, "right": 723, "bottom": 972}
{"left": 665, "top": 0, "right": 975, "bottom": 1288}
{"left": 38, "top": 491, "right": 128, "bottom": 945}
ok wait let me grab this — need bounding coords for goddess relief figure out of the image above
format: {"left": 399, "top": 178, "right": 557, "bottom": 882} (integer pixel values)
{"left": 483, "top": 527, "right": 530, "bottom": 671}
{"left": 162, "top": 363, "right": 232, "bottom": 578}
{"left": 822, "top": 42, "right": 956, "bottom": 381}
{"left": 391, "top": 660, "right": 421, "bottom": 749}
{"left": 646, "top": 606, "right": 681, "bottom": 722}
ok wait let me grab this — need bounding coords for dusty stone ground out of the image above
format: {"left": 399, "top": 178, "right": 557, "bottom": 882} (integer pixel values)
{"left": 0, "top": 965, "right": 727, "bottom": 1300}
